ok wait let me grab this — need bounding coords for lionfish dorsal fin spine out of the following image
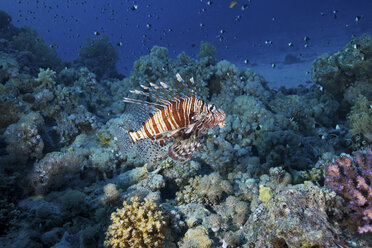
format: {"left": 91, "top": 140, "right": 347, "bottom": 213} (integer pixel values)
{"left": 123, "top": 97, "right": 165, "bottom": 109}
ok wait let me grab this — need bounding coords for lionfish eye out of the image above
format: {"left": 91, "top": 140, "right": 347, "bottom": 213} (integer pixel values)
{"left": 209, "top": 104, "right": 215, "bottom": 111}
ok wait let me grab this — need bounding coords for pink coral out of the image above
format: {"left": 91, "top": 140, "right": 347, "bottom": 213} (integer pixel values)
{"left": 325, "top": 146, "right": 372, "bottom": 233}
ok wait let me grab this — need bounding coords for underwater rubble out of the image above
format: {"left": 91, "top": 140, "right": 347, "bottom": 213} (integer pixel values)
{"left": 0, "top": 10, "right": 372, "bottom": 248}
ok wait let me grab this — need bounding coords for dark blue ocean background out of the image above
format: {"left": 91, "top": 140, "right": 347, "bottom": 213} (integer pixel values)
{"left": 1, "top": 0, "right": 372, "bottom": 87}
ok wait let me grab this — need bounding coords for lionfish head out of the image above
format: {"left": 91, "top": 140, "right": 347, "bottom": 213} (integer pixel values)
{"left": 208, "top": 103, "right": 226, "bottom": 128}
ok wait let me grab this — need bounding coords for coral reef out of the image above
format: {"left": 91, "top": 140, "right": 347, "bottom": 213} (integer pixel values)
{"left": 311, "top": 34, "right": 372, "bottom": 102}
{"left": 325, "top": 147, "right": 372, "bottom": 233}
{"left": 176, "top": 172, "right": 232, "bottom": 206}
{"left": 243, "top": 182, "right": 338, "bottom": 247}
{"left": 180, "top": 225, "right": 213, "bottom": 248}
{"left": 75, "top": 35, "right": 119, "bottom": 80}
{"left": 347, "top": 95, "right": 372, "bottom": 144}
{"left": 4, "top": 112, "right": 45, "bottom": 163}
{"left": 29, "top": 151, "right": 87, "bottom": 195}
{"left": 104, "top": 197, "right": 166, "bottom": 248}
{"left": 10, "top": 26, "right": 61, "bottom": 73}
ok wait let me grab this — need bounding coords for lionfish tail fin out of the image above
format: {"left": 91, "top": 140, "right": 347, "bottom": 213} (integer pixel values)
{"left": 113, "top": 124, "right": 134, "bottom": 156}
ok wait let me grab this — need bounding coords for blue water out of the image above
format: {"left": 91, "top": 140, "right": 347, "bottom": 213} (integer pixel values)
{"left": 1, "top": 0, "right": 371, "bottom": 79}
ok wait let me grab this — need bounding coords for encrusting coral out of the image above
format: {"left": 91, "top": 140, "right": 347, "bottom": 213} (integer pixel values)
{"left": 325, "top": 146, "right": 372, "bottom": 233}
{"left": 29, "top": 151, "right": 87, "bottom": 195}
{"left": 244, "top": 182, "right": 338, "bottom": 247}
{"left": 104, "top": 197, "right": 167, "bottom": 248}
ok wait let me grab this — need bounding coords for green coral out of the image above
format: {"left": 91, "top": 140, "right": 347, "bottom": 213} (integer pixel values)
{"left": 299, "top": 168, "right": 323, "bottom": 183}
{"left": 97, "top": 131, "right": 113, "bottom": 147}
{"left": 105, "top": 197, "right": 166, "bottom": 248}
{"left": 76, "top": 35, "right": 118, "bottom": 79}
{"left": 348, "top": 94, "right": 372, "bottom": 144}
{"left": 36, "top": 68, "right": 56, "bottom": 89}
{"left": 11, "top": 27, "right": 61, "bottom": 71}
{"left": 197, "top": 41, "right": 216, "bottom": 58}
{"left": 311, "top": 34, "right": 372, "bottom": 102}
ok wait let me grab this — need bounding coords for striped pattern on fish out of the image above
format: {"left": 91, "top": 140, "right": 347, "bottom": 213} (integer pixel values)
{"left": 128, "top": 95, "right": 206, "bottom": 143}
{"left": 118, "top": 73, "right": 226, "bottom": 162}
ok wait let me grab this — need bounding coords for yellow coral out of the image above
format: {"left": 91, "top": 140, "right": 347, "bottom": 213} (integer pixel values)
{"left": 104, "top": 197, "right": 166, "bottom": 248}
{"left": 97, "top": 131, "right": 112, "bottom": 147}
{"left": 300, "top": 168, "right": 323, "bottom": 183}
{"left": 259, "top": 185, "right": 273, "bottom": 206}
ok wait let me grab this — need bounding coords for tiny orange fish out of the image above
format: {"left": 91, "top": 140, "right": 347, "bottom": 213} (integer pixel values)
{"left": 229, "top": 1, "right": 237, "bottom": 8}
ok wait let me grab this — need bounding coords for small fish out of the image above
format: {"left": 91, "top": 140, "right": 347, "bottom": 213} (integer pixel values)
{"left": 116, "top": 74, "right": 226, "bottom": 162}
{"left": 94, "top": 31, "right": 100, "bottom": 36}
{"left": 271, "top": 63, "right": 276, "bottom": 68}
{"left": 288, "top": 42, "right": 293, "bottom": 47}
{"left": 355, "top": 16, "right": 361, "bottom": 22}
{"left": 116, "top": 42, "right": 123, "bottom": 47}
{"left": 130, "top": 5, "right": 138, "bottom": 11}
{"left": 304, "top": 36, "right": 310, "bottom": 42}
{"left": 229, "top": 1, "right": 237, "bottom": 8}
{"left": 265, "top": 40, "right": 272, "bottom": 45}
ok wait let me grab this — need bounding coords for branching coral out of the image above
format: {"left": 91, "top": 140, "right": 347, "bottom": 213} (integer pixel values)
{"left": 36, "top": 68, "right": 56, "bottom": 89}
{"left": 104, "top": 197, "right": 166, "bottom": 248}
{"left": 347, "top": 95, "right": 372, "bottom": 144}
{"left": 325, "top": 147, "right": 372, "bottom": 233}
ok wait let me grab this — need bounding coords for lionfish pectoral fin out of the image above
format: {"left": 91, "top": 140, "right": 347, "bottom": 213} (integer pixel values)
{"left": 184, "top": 123, "right": 196, "bottom": 134}
{"left": 184, "top": 117, "right": 205, "bottom": 134}
{"left": 113, "top": 124, "right": 134, "bottom": 156}
{"left": 152, "top": 128, "right": 185, "bottom": 141}
{"left": 134, "top": 138, "right": 167, "bottom": 163}
{"left": 168, "top": 134, "right": 200, "bottom": 162}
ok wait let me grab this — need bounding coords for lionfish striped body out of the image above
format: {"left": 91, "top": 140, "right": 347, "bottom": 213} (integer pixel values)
{"left": 117, "top": 73, "right": 226, "bottom": 162}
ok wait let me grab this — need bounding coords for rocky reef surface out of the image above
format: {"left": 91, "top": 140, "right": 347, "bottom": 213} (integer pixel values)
{"left": 0, "top": 10, "right": 371, "bottom": 248}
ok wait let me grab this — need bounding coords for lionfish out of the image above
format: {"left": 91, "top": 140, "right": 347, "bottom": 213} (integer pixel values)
{"left": 115, "top": 73, "right": 226, "bottom": 162}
